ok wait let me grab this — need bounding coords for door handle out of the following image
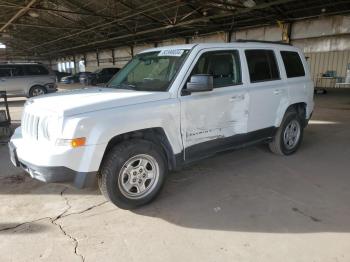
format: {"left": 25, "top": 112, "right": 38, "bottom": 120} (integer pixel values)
{"left": 273, "top": 89, "right": 281, "bottom": 95}
{"left": 0, "top": 79, "right": 5, "bottom": 82}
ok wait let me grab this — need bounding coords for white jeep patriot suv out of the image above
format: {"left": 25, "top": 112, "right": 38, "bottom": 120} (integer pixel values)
{"left": 9, "top": 42, "right": 314, "bottom": 209}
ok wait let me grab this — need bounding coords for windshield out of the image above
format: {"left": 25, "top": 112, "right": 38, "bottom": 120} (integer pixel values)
{"left": 107, "top": 49, "right": 189, "bottom": 91}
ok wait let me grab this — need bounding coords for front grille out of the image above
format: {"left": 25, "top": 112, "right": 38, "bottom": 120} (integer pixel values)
{"left": 22, "top": 111, "right": 40, "bottom": 140}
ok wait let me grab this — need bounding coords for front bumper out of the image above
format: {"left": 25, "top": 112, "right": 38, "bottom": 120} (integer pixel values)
{"left": 9, "top": 127, "right": 105, "bottom": 188}
{"left": 9, "top": 146, "right": 96, "bottom": 188}
{"left": 45, "top": 83, "right": 58, "bottom": 93}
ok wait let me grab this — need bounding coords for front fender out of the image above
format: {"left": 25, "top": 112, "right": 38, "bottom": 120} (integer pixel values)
{"left": 62, "top": 99, "right": 182, "bottom": 170}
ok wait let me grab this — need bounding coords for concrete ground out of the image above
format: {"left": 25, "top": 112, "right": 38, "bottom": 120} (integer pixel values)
{"left": 0, "top": 86, "right": 349, "bottom": 262}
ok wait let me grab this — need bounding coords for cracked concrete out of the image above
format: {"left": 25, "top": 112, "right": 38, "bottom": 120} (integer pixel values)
{"left": 0, "top": 88, "right": 350, "bottom": 262}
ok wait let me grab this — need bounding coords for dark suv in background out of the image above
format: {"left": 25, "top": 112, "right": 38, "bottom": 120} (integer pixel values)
{"left": 80, "top": 67, "right": 120, "bottom": 85}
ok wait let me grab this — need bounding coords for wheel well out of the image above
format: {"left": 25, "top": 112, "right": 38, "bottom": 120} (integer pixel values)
{"left": 101, "top": 128, "right": 176, "bottom": 171}
{"left": 286, "top": 102, "right": 307, "bottom": 126}
{"left": 29, "top": 85, "right": 47, "bottom": 93}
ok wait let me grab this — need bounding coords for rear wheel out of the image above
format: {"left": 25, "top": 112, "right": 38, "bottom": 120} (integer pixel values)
{"left": 98, "top": 139, "right": 167, "bottom": 209}
{"left": 269, "top": 109, "right": 304, "bottom": 155}
{"left": 29, "top": 86, "right": 47, "bottom": 97}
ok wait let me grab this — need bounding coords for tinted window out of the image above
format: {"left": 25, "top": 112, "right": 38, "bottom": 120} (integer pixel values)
{"left": 245, "top": 50, "right": 280, "bottom": 82}
{"left": 0, "top": 68, "right": 12, "bottom": 77}
{"left": 191, "top": 50, "right": 241, "bottom": 88}
{"left": 105, "top": 68, "right": 113, "bottom": 74}
{"left": 24, "top": 65, "right": 49, "bottom": 76}
{"left": 281, "top": 51, "right": 305, "bottom": 78}
{"left": 109, "top": 68, "right": 119, "bottom": 74}
{"left": 12, "top": 65, "right": 24, "bottom": 76}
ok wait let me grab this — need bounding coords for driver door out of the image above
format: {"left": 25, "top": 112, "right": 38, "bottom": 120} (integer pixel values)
{"left": 179, "top": 49, "right": 249, "bottom": 161}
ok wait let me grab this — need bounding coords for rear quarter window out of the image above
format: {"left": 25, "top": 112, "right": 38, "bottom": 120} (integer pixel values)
{"left": 280, "top": 51, "right": 305, "bottom": 78}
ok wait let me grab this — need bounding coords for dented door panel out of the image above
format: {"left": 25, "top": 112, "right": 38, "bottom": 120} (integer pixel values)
{"left": 181, "top": 86, "right": 249, "bottom": 155}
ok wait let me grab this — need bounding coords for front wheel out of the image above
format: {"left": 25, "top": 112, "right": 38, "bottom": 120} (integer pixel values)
{"left": 98, "top": 139, "right": 167, "bottom": 209}
{"left": 29, "top": 85, "right": 47, "bottom": 97}
{"left": 269, "top": 110, "right": 304, "bottom": 155}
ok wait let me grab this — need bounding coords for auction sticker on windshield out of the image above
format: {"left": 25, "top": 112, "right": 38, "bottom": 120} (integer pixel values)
{"left": 158, "top": 49, "right": 184, "bottom": 57}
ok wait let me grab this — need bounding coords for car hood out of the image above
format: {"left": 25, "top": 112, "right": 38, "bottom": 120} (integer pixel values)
{"left": 27, "top": 87, "right": 171, "bottom": 117}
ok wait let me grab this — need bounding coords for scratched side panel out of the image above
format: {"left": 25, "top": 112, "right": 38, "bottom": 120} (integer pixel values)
{"left": 181, "top": 86, "right": 249, "bottom": 150}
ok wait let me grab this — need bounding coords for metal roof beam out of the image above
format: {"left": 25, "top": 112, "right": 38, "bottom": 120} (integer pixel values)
{"left": 0, "top": 0, "right": 38, "bottom": 32}
{"left": 0, "top": 22, "right": 84, "bottom": 30}
{"left": 27, "top": 1, "right": 181, "bottom": 51}
{"left": 43, "top": 0, "right": 296, "bottom": 55}
{"left": 0, "top": 4, "right": 117, "bottom": 19}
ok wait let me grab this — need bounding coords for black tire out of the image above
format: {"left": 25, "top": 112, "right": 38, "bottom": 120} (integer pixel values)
{"left": 269, "top": 109, "right": 304, "bottom": 155}
{"left": 98, "top": 139, "right": 167, "bottom": 209}
{"left": 29, "top": 85, "right": 47, "bottom": 97}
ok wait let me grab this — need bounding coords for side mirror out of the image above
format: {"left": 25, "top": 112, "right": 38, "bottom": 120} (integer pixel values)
{"left": 186, "top": 74, "right": 213, "bottom": 93}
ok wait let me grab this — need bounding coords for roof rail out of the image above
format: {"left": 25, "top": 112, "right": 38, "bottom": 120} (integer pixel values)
{"left": 235, "top": 39, "right": 291, "bottom": 46}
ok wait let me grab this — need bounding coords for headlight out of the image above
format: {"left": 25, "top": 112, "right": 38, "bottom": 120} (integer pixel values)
{"left": 47, "top": 116, "right": 60, "bottom": 141}
{"left": 38, "top": 115, "right": 60, "bottom": 141}
{"left": 38, "top": 116, "right": 49, "bottom": 140}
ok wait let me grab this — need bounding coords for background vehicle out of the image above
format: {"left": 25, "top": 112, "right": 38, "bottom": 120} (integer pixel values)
{"left": 53, "top": 70, "right": 70, "bottom": 82}
{"left": 9, "top": 43, "right": 314, "bottom": 209}
{"left": 81, "top": 67, "right": 120, "bottom": 85}
{"left": 0, "top": 63, "right": 57, "bottom": 97}
{"left": 60, "top": 71, "right": 91, "bottom": 84}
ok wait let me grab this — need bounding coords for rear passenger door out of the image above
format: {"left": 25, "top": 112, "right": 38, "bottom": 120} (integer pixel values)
{"left": 244, "top": 49, "right": 287, "bottom": 132}
{"left": 180, "top": 49, "right": 249, "bottom": 160}
{"left": 4, "top": 65, "right": 26, "bottom": 95}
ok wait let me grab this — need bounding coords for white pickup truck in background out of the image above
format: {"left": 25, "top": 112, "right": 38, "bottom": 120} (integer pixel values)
{"left": 9, "top": 42, "right": 314, "bottom": 209}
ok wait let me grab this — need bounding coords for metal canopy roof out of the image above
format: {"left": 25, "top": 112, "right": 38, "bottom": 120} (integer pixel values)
{"left": 0, "top": 0, "right": 350, "bottom": 59}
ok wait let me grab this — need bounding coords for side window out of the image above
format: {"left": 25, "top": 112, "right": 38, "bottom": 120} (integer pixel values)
{"left": 0, "top": 68, "right": 12, "bottom": 77}
{"left": 245, "top": 50, "right": 280, "bottom": 82}
{"left": 190, "top": 50, "right": 241, "bottom": 88}
{"left": 108, "top": 68, "right": 117, "bottom": 74}
{"left": 24, "top": 65, "right": 49, "bottom": 76}
{"left": 12, "top": 65, "right": 24, "bottom": 76}
{"left": 281, "top": 51, "right": 305, "bottom": 78}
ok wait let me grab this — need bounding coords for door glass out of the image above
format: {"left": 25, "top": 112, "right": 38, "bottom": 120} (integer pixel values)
{"left": 245, "top": 50, "right": 280, "bottom": 82}
{"left": 191, "top": 50, "right": 241, "bottom": 88}
{"left": 0, "top": 68, "right": 12, "bottom": 77}
{"left": 24, "top": 65, "right": 49, "bottom": 75}
{"left": 12, "top": 65, "right": 24, "bottom": 76}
